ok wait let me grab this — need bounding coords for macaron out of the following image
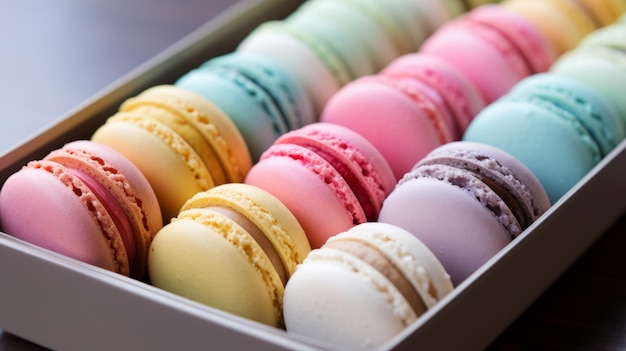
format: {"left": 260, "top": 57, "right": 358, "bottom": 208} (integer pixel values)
{"left": 573, "top": 0, "right": 626, "bottom": 27}
{"left": 339, "top": 0, "right": 417, "bottom": 56}
{"left": 0, "top": 140, "right": 162, "bottom": 278}
{"left": 381, "top": 53, "right": 487, "bottom": 137}
{"left": 463, "top": 73, "right": 625, "bottom": 204}
{"left": 420, "top": 4, "right": 557, "bottom": 104}
{"left": 550, "top": 20, "right": 626, "bottom": 123}
{"left": 288, "top": 0, "right": 399, "bottom": 72}
{"left": 91, "top": 85, "right": 252, "bottom": 222}
{"left": 236, "top": 0, "right": 468, "bottom": 115}
{"left": 237, "top": 20, "right": 353, "bottom": 116}
{"left": 175, "top": 52, "right": 315, "bottom": 161}
{"left": 502, "top": 0, "right": 598, "bottom": 54}
{"left": 148, "top": 183, "right": 311, "bottom": 327}
{"left": 321, "top": 53, "right": 483, "bottom": 180}
{"left": 284, "top": 5, "right": 378, "bottom": 80}
{"left": 411, "top": 0, "right": 466, "bottom": 33}
{"left": 283, "top": 222, "right": 453, "bottom": 350}
{"left": 379, "top": 141, "right": 551, "bottom": 285}
{"left": 245, "top": 122, "right": 396, "bottom": 249}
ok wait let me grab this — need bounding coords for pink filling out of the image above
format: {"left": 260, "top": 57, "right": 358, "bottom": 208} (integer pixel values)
{"left": 306, "top": 145, "right": 375, "bottom": 223}
{"left": 71, "top": 169, "right": 136, "bottom": 265}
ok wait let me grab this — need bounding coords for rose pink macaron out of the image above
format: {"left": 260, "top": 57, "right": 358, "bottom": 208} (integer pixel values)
{"left": 420, "top": 4, "right": 557, "bottom": 104}
{"left": 245, "top": 122, "right": 395, "bottom": 249}
{"left": 0, "top": 140, "right": 163, "bottom": 278}
{"left": 381, "top": 53, "right": 486, "bottom": 136}
{"left": 321, "top": 53, "right": 485, "bottom": 180}
{"left": 379, "top": 141, "right": 550, "bottom": 285}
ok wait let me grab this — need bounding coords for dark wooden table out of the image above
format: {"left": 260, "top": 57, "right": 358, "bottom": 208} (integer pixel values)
{"left": 1, "top": 1, "right": 625, "bottom": 350}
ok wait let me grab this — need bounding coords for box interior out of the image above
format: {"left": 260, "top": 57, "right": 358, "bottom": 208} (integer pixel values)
{"left": 1, "top": 0, "right": 624, "bottom": 350}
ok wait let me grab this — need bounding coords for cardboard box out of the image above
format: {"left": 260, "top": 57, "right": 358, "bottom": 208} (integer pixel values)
{"left": 1, "top": 0, "right": 624, "bottom": 349}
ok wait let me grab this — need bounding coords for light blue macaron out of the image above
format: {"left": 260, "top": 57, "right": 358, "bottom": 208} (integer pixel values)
{"left": 176, "top": 52, "right": 314, "bottom": 161}
{"left": 463, "top": 73, "right": 625, "bottom": 204}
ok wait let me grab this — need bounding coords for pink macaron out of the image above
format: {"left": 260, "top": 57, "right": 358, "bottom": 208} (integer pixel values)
{"left": 381, "top": 53, "right": 486, "bottom": 137}
{"left": 420, "top": 4, "right": 557, "bottom": 104}
{"left": 245, "top": 122, "right": 395, "bottom": 249}
{"left": 0, "top": 140, "right": 162, "bottom": 278}
{"left": 321, "top": 54, "right": 483, "bottom": 180}
{"left": 379, "top": 141, "right": 550, "bottom": 285}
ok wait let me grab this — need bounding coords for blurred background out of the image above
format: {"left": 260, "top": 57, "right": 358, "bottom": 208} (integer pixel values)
{"left": 0, "top": 0, "right": 234, "bottom": 154}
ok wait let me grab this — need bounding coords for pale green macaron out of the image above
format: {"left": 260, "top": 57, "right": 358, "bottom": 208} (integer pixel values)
{"left": 551, "top": 20, "right": 626, "bottom": 123}
{"left": 238, "top": 20, "right": 352, "bottom": 115}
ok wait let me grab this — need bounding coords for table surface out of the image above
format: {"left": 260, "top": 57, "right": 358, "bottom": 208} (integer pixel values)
{"left": 1, "top": 1, "right": 625, "bottom": 350}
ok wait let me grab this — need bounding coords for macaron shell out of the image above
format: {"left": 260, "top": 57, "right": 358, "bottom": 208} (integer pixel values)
{"left": 510, "top": 73, "right": 625, "bottom": 156}
{"left": 422, "top": 141, "right": 551, "bottom": 222}
{"left": 201, "top": 52, "right": 316, "bottom": 128}
{"left": 377, "top": 75, "right": 457, "bottom": 142}
{"left": 286, "top": 9, "right": 377, "bottom": 79}
{"left": 148, "top": 216, "right": 280, "bottom": 326}
{"left": 179, "top": 183, "right": 311, "bottom": 277}
{"left": 47, "top": 140, "right": 162, "bottom": 277}
{"left": 463, "top": 99, "right": 601, "bottom": 204}
{"left": 503, "top": 0, "right": 596, "bottom": 54}
{"left": 412, "top": 0, "right": 465, "bottom": 33}
{"left": 119, "top": 94, "right": 229, "bottom": 185}
{"left": 92, "top": 113, "right": 209, "bottom": 222}
{"left": 343, "top": 0, "right": 414, "bottom": 55}
{"left": 237, "top": 21, "right": 345, "bottom": 115}
{"left": 385, "top": 0, "right": 431, "bottom": 51}
{"left": 466, "top": 4, "right": 557, "bottom": 74}
{"left": 577, "top": 21, "right": 626, "bottom": 50}
{"left": 245, "top": 150, "right": 359, "bottom": 249}
{"left": 175, "top": 69, "right": 281, "bottom": 161}
{"left": 321, "top": 76, "right": 449, "bottom": 180}
{"left": 283, "top": 250, "right": 416, "bottom": 350}
{"left": 379, "top": 177, "right": 511, "bottom": 285}
{"left": 583, "top": 0, "right": 626, "bottom": 26}
{"left": 381, "top": 53, "right": 486, "bottom": 134}
{"left": 121, "top": 85, "right": 251, "bottom": 183}
{"left": 246, "top": 122, "right": 395, "bottom": 248}
{"left": 420, "top": 20, "right": 529, "bottom": 104}
{"left": 284, "top": 221, "right": 453, "bottom": 349}
{"left": 276, "top": 123, "right": 396, "bottom": 214}
{"left": 328, "top": 222, "right": 453, "bottom": 307}
{"left": 551, "top": 47, "right": 626, "bottom": 124}
{"left": 0, "top": 164, "right": 122, "bottom": 273}
{"left": 293, "top": 0, "right": 399, "bottom": 70}
{"left": 577, "top": 0, "right": 626, "bottom": 26}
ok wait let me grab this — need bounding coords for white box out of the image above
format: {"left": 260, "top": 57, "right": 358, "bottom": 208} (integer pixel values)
{"left": 1, "top": 1, "right": 624, "bottom": 350}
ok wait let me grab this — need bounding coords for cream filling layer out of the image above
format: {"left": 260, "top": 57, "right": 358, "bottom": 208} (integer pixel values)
{"left": 323, "top": 239, "right": 427, "bottom": 316}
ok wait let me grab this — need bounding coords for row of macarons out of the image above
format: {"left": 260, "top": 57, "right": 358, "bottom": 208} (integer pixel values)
{"left": 0, "top": 0, "right": 493, "bottom": 278}
{"left": 284, "top": 13, "right": 626, "bottom": 349}
{"left": 96, "top": 0, "right": 626, "bottom": 225}
{"left": 0, "top": 0, "right": 501, "bottom": 320}
{"left": 1, "top": 1, "right": 625, "bottom": 350}
{"left": 95, "top": 0, "right": 529, "bottom": 224}
{"left": 245, "top": 11, "right": 626, "bottom": 347}
{"left": 174, "top": 0, "right": 499, "bottom": 164}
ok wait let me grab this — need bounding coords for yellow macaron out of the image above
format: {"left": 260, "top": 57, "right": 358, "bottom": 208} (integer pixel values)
{"left": 504, "top": 0, "right": 598, "bottom": 54}
{"left": 148, "top": 183, "right": 311, "bottom": 327}
{"left": 92, "top": 85, "right": 252, "bottom": 222}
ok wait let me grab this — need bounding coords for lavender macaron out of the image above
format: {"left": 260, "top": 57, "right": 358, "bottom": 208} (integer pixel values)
{"left": 379, "top": 141, "right": 550, "bottom": 285}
